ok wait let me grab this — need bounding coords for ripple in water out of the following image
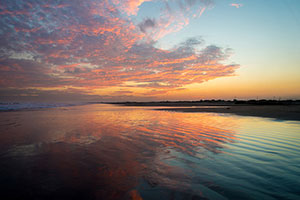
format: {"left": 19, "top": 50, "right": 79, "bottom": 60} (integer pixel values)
{"left": 0, "top": 104, "right": 299, "bottom": 199}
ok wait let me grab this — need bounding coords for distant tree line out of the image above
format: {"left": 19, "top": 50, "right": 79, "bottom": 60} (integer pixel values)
{"left": 108, "top": 99, "right": 300, "bottom": 106}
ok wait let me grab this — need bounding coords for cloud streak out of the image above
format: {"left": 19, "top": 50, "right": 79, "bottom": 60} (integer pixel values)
{"left": 0, "top": 0, "right": 239, "bottom": 101}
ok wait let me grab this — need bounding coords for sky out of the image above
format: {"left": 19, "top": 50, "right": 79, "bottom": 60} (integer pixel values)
{"left": 0, "top": 0, "right": 299, "bottom": 102}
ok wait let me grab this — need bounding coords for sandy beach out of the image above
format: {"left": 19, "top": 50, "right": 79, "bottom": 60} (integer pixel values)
{"left": 155, "top": 105, "right": 300, "bottom": 121}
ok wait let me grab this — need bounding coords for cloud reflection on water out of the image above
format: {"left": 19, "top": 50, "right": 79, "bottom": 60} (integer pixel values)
{"left": 0, "top": 104, "right": 237, "bottom": 199}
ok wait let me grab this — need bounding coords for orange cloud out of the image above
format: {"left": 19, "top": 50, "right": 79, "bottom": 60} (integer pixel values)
{"left": 0, "top": 0, "right": 239, "bottom": 100}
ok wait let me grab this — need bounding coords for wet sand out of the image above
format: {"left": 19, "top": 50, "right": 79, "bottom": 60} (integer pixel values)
{"left": 1, "top": 104, "right": 300, "bottom": 199}
{"left": 155, "top": 105, "right": 300, "bottom": 121}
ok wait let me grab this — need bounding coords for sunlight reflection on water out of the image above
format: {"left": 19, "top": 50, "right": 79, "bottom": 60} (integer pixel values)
{"left": 0, "top": 104, "right": 299, "bottom": 200}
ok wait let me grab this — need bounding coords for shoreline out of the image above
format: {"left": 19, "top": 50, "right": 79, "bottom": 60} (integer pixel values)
{"left": 154, "top": 105, "right": 300, "bottom": 121}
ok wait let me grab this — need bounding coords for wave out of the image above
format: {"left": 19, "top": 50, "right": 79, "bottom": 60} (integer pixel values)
{"left": 0, "top": 102, "right": 88, "bottom": 111}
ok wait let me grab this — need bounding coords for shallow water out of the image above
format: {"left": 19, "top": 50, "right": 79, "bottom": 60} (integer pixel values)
{"left": 0, "top": 104, "right": 299, "bottom": 200}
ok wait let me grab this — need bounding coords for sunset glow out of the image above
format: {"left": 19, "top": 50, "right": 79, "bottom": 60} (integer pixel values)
{"left": 1, "top": 0, "right": 299, "bottom": 102}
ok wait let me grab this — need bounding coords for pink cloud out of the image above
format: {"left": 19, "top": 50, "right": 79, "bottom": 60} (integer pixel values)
{"left": 111, "top": 0, "right": 151, "bottom": 15}
{"left": 230, "top": 3, "right": 243, "bottom": 8}
{"left": 0, "top": 0, "right": 239, "bottom": 99}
